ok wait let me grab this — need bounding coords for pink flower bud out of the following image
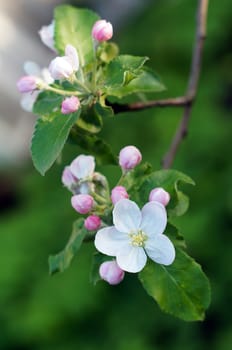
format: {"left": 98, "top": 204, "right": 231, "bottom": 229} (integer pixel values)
{"left": 99, "top": 260, "right": 125, "bottom": 285}
{"left": 92, "top": 20, "right": 113, "bottom": 42}
{"left": 49, "top": 56, "right": 74, "bottom": 80}
{"left": 38, "top": 21, "right": 55, "bottom": 51}
{"left": 17, "top": 76, "right": 38, "bottom": 93}
{"left": 71, "top": 194, "right": 94, "bottom": 214}
{"left": 84, "top": 215, "right": 101, "bottom": 231}
{"left": 111, "top": 186, "right": 129, "bottom": 205}
{"left": 119, "top": 145, "right": 142, "bottom": 170}
{"left": 149, "top": 187, "right": 170, "bottom": 206}
{"left": 61, "top": 96, "right": 80, "bottom": 114}
{"left": 62, "top": 166, "right": 77, "bottom": 188}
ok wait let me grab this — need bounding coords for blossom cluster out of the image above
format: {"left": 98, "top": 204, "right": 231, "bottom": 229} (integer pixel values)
{"left": 17, "top": 19, "right": 113, "bottom": 113}
{"left": 62, "top": 145, "right": 174, "bottom": 285}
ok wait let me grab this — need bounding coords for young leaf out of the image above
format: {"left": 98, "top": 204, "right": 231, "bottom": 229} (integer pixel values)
{"left": 33, "top": 91, "right": 63, "bottom": 115}
{"left": 139, "top": 248, "right": 211, "bottom": 321}
{"left": 106, "top": 68, "right": 165, "bottom": 98}
{"left": 54, "top": 5, "right": 99, "bottom": 65}
{"left": 49, "top": 218, "right": 88, "bottom": 275}
{"left": 102, "top": 55, "right": 149, "bottom": 88}
{"left": 139, "top": 169, "right": 195, "bottom": 217}
{"left": 69, "top": 127, "right": 117, "bottom": 166}
{"left": 31, "top": 110, "right": 80, "bottom": 175}
{"left": 76, "top": 105, "right": 103, "bottom": 134}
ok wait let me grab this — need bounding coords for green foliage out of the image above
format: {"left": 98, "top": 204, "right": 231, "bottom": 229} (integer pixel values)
{"left": 139, "top": 248, "right": 211, "bottom": 321}
{"left": 139, "top": 169, "right": 195, "bottom": 217}
{"left": 33, "top": 91, "right": 63, "bottom": 115}
{"left": 31, "top": 110, "right": 80, "bottom": 175}
{"left": 69, "top": 127, "right": 117, "bottom": 166}
{"left": 49, "top": 218, "right": 88, "bottom": 275}
{"left": 54, "top": 5, "right": 99, "bottom": 65}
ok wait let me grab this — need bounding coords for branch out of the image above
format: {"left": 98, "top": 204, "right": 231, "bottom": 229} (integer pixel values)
{"left": 162, "top": 0, "right": 208, "bottom": 168}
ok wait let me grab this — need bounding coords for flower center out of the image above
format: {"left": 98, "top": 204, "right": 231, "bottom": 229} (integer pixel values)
{"left": 129, "top": 230, "right": 147, "bottom": 247}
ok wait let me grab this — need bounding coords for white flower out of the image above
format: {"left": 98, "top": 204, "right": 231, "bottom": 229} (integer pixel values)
{"left": 69, "top": 155, "right": 95, "bottom": 194}
{"left": 20, "top": 61, "right": 54, "bottom": 112}
{"left": 38, "top": 21, "right": 55, "bottom": 51}
{"left": 49, "top": 44, "right": 79, "bottom": 80}
{"left": 95, "top": 199, "right": 175, "bottom": 273}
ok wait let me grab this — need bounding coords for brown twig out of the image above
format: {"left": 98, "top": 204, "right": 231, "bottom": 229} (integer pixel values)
{"left": 162, "top": 0, "right": 208, "bottom": 168}
{"left": 112, "top": 0, "right": 208, "bottom": 168}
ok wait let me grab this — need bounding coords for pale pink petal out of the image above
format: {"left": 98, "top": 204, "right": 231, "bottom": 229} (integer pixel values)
{"left": 116, "top": 245, "right": 147, "bottom": 273}
{"left": 145, "top": 234, "right": 175, "bottom": 266}
{"left": 113, "top": 199, "right": 141, "bottom": 233}
{"left": 65, "top": 44, "right": 79, "bottom": 71}
{"left": 70, "top": 155, "right": 95, "bottom": 179}
{"left": 94, "top": 226, "right": 129, "bottom": 256}
{"left": 140, "top": 201, "right": 167, "bottom": 237}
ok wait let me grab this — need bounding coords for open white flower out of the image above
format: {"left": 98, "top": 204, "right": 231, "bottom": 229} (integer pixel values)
{"left": 95, "top": 199, "right": 175, "bottom": 273}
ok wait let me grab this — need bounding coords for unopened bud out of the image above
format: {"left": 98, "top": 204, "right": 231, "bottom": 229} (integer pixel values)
{"left": 39, "top": 21, "right": 55, "bottom": 51}
{"left": 61, "top": 96, "right": 80, "bottom": 114}
{"left": 84, "top": 215, "right": 101, "bottom": 231}
{"left": 119, "top": 145, "right": 142, "bottom": 170}
{"left": 149, "top": 187, "right": 170, "bottom": 206}
{"left": 99, "top": 260, "right": 125, "bottom": 285}
{"left": 71, "top": 194, "right": 94, "bottom": 214}
{"left": 111, "top": 186, "right": 129, "bottom": 205}
{"left": 92, "top": 20, "right": 113, "bottom": 42}
{"left": 17, "top": 76, "right": 39, "bottom": 93}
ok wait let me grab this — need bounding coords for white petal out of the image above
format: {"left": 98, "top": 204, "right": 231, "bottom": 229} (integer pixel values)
{"left": 41, "top": 68, "right": 54, "bottom": 84}
{"left": 140, "top": 201, "right": 167, "bottom": 237}
{"left": 20, "top": 92, "right": 38, "bottom": 112}
{"left": 94, "top": 226, "right": 129, "bottom": 256}
{"left": 65, "top": 44, "right": 79, "bottom": 71}
{"left": 24, "top": 61, "right": 40, "bottom": 76}
{"left": 70, "top": 155, "right": 95, "bottom": 179}
{"left": 116, "top": 245, "right": 147, "bottom": 273}
{"left": 145, "top": 234, "right": 175, "bottom": 266}
{"left": 113, "top": 199, "right": 141, "bottom": 233}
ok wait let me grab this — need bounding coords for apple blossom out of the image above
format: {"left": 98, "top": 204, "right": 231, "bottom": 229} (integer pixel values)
{"left": 38, "top": 21, "right": 55, "bottom": 51}
{"left": 111, "top": 186, "right": 129, "bottom": 205}
{"left": 49, "top": 44, "right": 79, "bottom": 80}
{"left": 61, "top": 96, "right": 80, "bottom": 114}
{"left": 95, "top": 199, "right": 175, "bottom": 273}
{"left": 71, "top": 194, "right": 94, "bottom": 214}
{"left": 92, "top": 20, "right": 113, "bottom": 42}
{"left": 119, "top": 145, "right": 142, "bottom": 171}
{"left": 70, "top": 155, "right": 95, "bottom": 181}
{"left": 84, "top": 215, "right": 101, "bottom": 231}
{"left": 149, "top": 187, "right": 170, "bottom": 206}
{"left": 61, "top": 166, "right": 77, "bottom": 189}
{"left": 99, "top": 260, "right": 125, "bottom": 285}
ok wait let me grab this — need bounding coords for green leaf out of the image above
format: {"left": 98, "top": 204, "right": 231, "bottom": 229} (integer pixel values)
{"left": 97, "top": 42, "right": 119, "bottom": 63}
{"left": 165, "top": 223, "right": 186, "bottom": 250}
{"left": 49, "top": 218, "right": 88, "bottom": 275}
{"left": 69, "top": 127, "right": 117, "bottom": 166}
{"left": 31, "top": 110, "right": 80, "bottom": 175}
{"left": 33, "top": 91, "right": 63, "bottom": 115}
{"left": 90, "top": 252, "right": 114, "bottom": 285}
{"left": 76, "top": 105, "right": 103, "bottom": 134}
{"left": 94, "top": 102, "right": 114, "bottom": 118}
{"left": 54, "top": 5, "right": 99, "bottom": 65}
{"left": 139, "top": 249, "right": 211, "bottom": 321}
{"left": 102, "top": 55, "right": 149, "bottom": 88}
{"left": 120, "top": 162, "right": 152, "bottom": 204}
{"left": 139, "top": 169, "right": 195, "bottom": 217}
{"left": 107, "top": 68, "right": 165, "bottom": 98}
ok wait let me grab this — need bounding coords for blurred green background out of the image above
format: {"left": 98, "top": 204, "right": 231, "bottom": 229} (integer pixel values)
{"left": 1, "top": 0, "right": 232, "bottom": 349}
